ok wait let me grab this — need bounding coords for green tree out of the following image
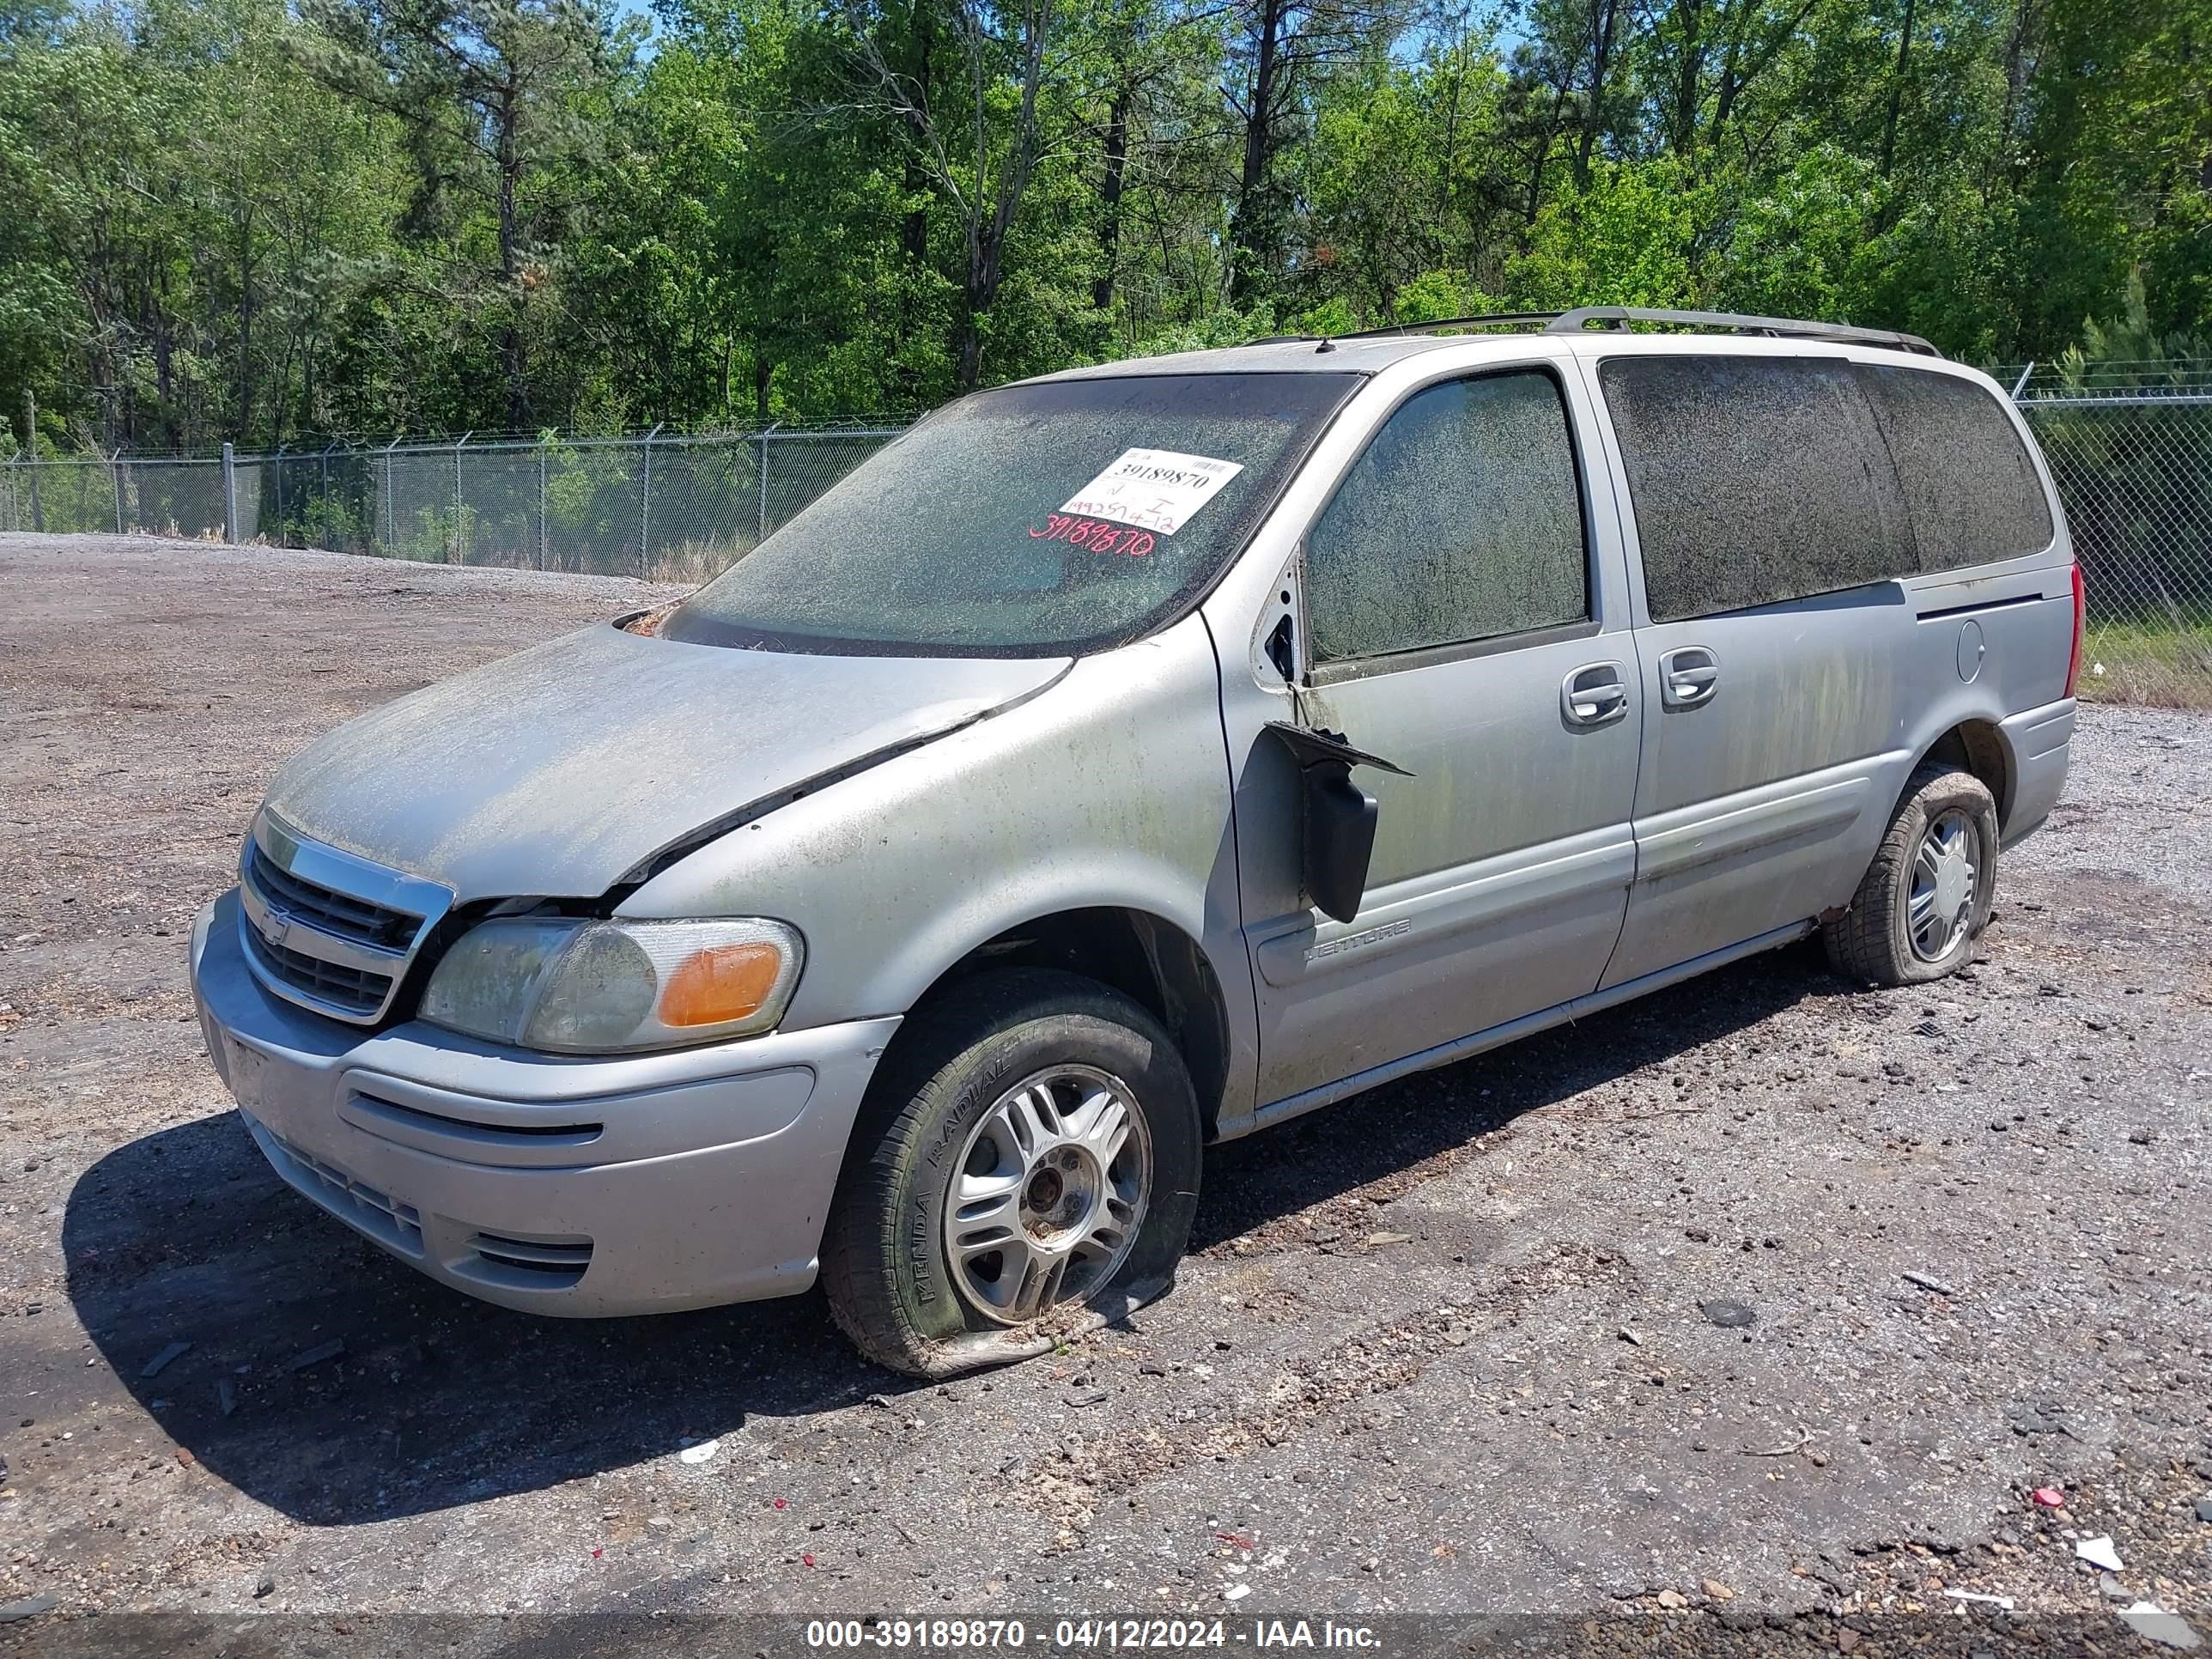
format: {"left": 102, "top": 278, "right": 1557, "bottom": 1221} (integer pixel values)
{"left": 5, "top": 0, "right": 2209, "bottom": 447}
{"left": 301, "top": 0, "right": 632, "bottom": 428}
{"left": 1505, "top": 158, "right": 1703, "bottom": 309}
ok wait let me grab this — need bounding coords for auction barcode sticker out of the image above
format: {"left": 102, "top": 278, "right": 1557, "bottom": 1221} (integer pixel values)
{"left": 1060, "top": 448, "right": 1244, "bottom": 537}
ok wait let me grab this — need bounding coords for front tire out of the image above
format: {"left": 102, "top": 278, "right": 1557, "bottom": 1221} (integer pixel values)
{"left": 1825, "top": 763, "right": 1998, "bottom": 986}
{"left": 819, "top": 969, "right": 1201, "bottom": 1376}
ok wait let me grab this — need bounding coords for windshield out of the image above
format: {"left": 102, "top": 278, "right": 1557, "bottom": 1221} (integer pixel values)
{"left": 663, "top": 372, "right": 1361, "bottom": 656}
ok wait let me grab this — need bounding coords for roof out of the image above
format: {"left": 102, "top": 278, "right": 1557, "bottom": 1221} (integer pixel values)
{"left": 1032, "top": 334, "right": 1469, "bottom": 381}
{"left": 1028, "top": 307, "right": 1942, "bottom": 385}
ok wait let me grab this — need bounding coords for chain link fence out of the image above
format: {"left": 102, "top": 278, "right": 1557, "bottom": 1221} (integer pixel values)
{"left": 2016, "top": 394, "right": 2212, "bottom": 708}
{"left": 0, "top": 425, "right": 905, "bottom": 584}
{"left": 4, "top": 398, "right": 2210, "bottom": 706}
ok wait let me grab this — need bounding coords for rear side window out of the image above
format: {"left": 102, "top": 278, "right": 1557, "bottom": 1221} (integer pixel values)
{"left": 1598, "top": 356, "right": 1912, "bottom": 623}
{"left": 1857, "top": 365, "right": 2055, "bottom": 570}
{"left": 1306, "top": 369, "right": 1589, "bottom": 663}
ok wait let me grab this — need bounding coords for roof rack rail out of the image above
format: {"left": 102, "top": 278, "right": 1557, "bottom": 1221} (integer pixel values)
{"left": 1547, "top": 306, "right": 1941, "bottom": 357}
{"left": 1237, "top": 306, "right": 1940, "bottom": 356}
{"left": 1320, "top": 311, "right": 1564, "bottom": 342}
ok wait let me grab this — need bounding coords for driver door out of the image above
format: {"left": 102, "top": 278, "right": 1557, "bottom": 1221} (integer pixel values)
{"left": 1224, "top": 362, "right": 1643, "bottom": 1109}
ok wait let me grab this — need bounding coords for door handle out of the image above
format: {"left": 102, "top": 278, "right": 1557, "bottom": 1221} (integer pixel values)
{"left": 1660, "top": 646, "right": 1720, "bottom": 708}
{"left": 1561, "top": 661, "right": 1629, "bottom": 727}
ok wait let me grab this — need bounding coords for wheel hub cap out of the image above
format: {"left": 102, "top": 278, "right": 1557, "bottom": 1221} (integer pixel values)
{"left": 943, "top": 1065, "right": 1152, "bottom": 1326}
{"left": 1908, "top": 809, "right": 1978, "bottom": 962}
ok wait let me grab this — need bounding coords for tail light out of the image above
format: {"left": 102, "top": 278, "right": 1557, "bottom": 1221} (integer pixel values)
{"left": 2064, "top": 562, "right": 2085, "bottom": 698}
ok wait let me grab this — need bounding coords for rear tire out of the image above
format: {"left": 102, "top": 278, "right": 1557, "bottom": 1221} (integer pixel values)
{"left": 1824, "top": 763, "right": 1998, "bottom": 987}
{"left": 819, "top": 969, "right": 1201, "bottom": 1377}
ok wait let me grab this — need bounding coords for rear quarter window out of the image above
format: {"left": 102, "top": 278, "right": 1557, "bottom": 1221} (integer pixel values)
{"left": 1856, "top": 365, "right": 2056, "bottom": 571}
{"left": 1598, "top": 356, "right": 1913, "bottom": 624}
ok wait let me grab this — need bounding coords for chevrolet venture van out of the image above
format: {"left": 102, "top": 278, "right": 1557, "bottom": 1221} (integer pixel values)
{"left": 190, "top": 308, "right": 2081, "bottom": 1375}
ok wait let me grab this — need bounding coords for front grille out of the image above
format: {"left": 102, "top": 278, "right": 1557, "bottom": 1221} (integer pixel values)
{"left": 246, "top": 842, "right": 419, "bottom": 951}
{"left": 234, "top": 815, "right": 452, "bottom": 1024}
{"left": 247, "top": 929, "right": 394, "bottom": 1016}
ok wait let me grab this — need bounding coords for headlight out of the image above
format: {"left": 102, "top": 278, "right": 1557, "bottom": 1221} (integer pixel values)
{"left": 419, "top": 917, "right": 804, "bottom": 1053}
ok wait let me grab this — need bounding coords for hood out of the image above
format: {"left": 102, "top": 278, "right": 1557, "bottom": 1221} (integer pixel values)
{"left": 263, "top": 623, "right": 1071, "bottom": 901}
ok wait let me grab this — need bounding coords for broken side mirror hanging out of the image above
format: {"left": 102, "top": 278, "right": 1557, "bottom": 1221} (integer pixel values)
{"left": 1261, "top": 722, "right": 1413, "bottom": 925}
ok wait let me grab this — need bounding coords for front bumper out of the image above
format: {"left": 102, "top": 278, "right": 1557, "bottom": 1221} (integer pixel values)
{"left": 190, "top": 890, "right": 896, "bottom": 1316}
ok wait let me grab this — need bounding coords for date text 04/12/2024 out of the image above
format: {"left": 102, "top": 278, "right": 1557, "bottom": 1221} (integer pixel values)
{"left": 802, "top": 1620, "right": 1384, "bottom": 1650}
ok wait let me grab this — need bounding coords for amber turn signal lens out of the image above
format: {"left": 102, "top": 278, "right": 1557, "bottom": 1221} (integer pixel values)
{"left": 658, "top": 941, "right": 786, "bottom": 1028}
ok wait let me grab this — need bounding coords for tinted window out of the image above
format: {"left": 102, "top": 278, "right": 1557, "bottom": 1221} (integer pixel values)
{"left": 1857, "top": 365, "right": 2055, "bottom": 570}
{"left": 1306, "top": 371, "right": 1589, "bottom": 663}
{"left": 1598, "top": 356, "right": 1912, "bottom": 623}
{"left": 665, "top": 372, "right": 1359, "bottom": 657}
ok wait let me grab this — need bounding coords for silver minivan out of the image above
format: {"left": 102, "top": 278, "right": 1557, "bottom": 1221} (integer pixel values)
{"left": 189, "top": 308, "right": 2081, "bottom": 1375}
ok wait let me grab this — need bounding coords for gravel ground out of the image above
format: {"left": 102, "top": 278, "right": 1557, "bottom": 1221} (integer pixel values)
{"left": 2, "top": 534, "right": 2209, "bottom": 1653}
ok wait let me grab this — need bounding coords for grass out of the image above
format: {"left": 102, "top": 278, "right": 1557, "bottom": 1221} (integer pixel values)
{"left": 2080, "top": 616, "right": 2212, "bottom": 708}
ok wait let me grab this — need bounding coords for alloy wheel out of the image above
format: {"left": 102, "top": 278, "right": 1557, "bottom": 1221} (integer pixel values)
{"left": 942, "top": 1065, "right": 1152, "bottom": 1324}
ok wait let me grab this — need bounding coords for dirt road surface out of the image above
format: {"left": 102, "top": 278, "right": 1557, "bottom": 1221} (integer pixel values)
{"left": 3, "top": 534, "right": 2208, "bottom": 1651}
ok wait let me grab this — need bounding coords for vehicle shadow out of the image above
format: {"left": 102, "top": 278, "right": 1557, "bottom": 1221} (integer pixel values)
{"left": 1191, "top": 938, "right": 1848, "bottom": 1249}
{"left": 64, "top": 941, "right": 1849, "bottom": 1526}
{"left": 62, "top": 1115, "right": 883, "bottom": 1527}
